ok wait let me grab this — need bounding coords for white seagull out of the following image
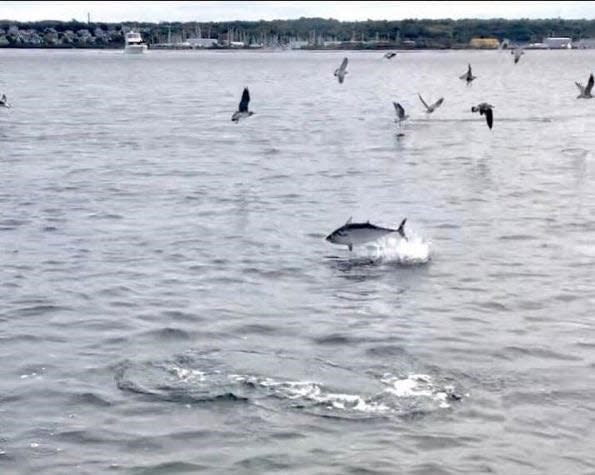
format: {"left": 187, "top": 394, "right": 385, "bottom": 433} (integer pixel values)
{"left": 231, "top": 88, "right": 254, "bottom": 122}
{"left": 334, "top": 57, "right": 348, "bottom": 84}
{"left": 575, "top": 73, "right": 594, "bottom": 99}
{"left": 459, "top": 63, "right": 476, "bottom": 84}
{"left": 418, "top": 93, "right": 444, "bottom": 114}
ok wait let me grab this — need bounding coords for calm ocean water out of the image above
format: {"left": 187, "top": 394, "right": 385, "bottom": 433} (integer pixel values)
{"left": 1, "top": 48, "right": 594, "bottom": 474}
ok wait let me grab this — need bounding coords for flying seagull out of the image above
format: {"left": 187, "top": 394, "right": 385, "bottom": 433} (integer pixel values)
{"left": 459, "top": 63, "right": 476, "bottom": 84}
{"left": 334, "top": 57, "right": 348, "bottom": 84}
{"left": 418, "top": 93, "right": 444, "bottom": 113}
{"left": 0, "top": 94, "right": 10, "bottom": 108}
{"left": 384, "top": 51, "right": 397, "bottom": 59}
{"left": 231, "top": 88, "right": 254, "bottom": 122}
{"left": 393, "top": 102, "right": 408, "bottom": 125}
{"left": 471, "top": 103, "right": 494, "bottom": 129}
{"left": 575, "top": 73, "right": 594, "bottom": 99}
{"left": 512, "top": 48, "right": 524, "bottom": 64}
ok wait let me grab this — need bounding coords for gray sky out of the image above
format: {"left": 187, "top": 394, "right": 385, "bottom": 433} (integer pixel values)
{"left": 1, "top": 1, "right": 594, "bottom": 23}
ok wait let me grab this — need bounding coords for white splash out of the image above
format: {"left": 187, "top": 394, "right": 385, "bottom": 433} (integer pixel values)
{"left": 381, "top": 374, "right": 455, "bottom": 408}
{"left": 230, "top": 375, "right": 390, "bottom": 414}
{"left": 358, "top": 233, "right": 431, "bottom": 265}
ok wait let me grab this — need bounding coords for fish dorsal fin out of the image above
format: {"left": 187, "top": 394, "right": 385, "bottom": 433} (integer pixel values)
{"left": 366, "top": 220, "right": 370, "bottom": 224}
{"left": 345, "top": 216, "right": 352, "bottom": 225}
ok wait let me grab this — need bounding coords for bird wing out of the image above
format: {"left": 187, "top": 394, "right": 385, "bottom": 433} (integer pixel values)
{"left": 485, "top": 108, "right": 493, "bottom": 129}
{"left": 393, "top": 102, "right": 405, "bottom": 119}
{"left": 239, "top": 88, "right": 250, "bottom": 112}
{"left": 417, "top": 93, "right": 430, "bottom": 111}
{"left": 339, "top": 57, "right": 348, "bottom": 72}
{"left": 575, "top": 82, "right": 585, "bottom": 94}
{"left": 431, "top": 97, "right": 444, "bottom": 110}
{"left": 586, "top": 73, "right": 594, "bottom": 95}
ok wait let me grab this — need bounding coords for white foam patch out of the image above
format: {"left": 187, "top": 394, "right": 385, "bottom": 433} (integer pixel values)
{"left": 358, "top": 233, "right": 431, "bottom": 265}
{"left": 381, "top": 374, "right": 455, "bottom": 408}
{"left": 169, "top": 366, "right": 205, "bottom": 383}
{"left": 230, "top": 375, "right": 390, "bottom": 414}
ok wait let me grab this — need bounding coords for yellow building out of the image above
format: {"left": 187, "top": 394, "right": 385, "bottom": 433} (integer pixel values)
{"left": 469, "top": 37, "right": 500, "bottom": 49}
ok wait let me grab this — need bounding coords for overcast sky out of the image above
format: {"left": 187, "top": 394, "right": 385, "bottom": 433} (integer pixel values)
{"left": 1, "top": 1, "right": 594, "bottom": 23}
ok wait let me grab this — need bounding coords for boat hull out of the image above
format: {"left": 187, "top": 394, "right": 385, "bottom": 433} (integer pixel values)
{"left": 124, "top": 45, "right": 148, "bottom": 54}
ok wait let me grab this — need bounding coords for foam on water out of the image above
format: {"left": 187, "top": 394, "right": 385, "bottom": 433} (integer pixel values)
{"left": 381, "top": 374, "right": 461, "bottom": 409}
{"left": 230, "top": 375, "right": 391, "bottom": 414}
{"left": 356, "top": 233, "right": 432, "bottom": 265}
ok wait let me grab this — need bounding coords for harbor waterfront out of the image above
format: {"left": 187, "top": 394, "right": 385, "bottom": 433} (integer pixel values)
{"left": 1, "top": 48, "right": 595, "bottom": 474}
{"left": 2, "top": 17, "right": 595, "bottom": 50}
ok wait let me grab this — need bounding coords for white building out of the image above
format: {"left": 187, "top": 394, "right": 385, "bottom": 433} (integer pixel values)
{"left": 290, "top": 39, "right": 308, "bottom": 49}
{"left": 186, "top": 38, "right": 217, "bottom": 48}
{"left": 543, "top": 37, "right": 572, "bottom": 49}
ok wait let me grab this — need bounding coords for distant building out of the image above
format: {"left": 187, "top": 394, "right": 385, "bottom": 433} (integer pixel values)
{"left": 469, "top": 37, "right": 500, "bottom": 49}
{"left": 543, "top": 37, "right": 572, "bottom": 49}
{"left": 289, "top": 40, "right": 308, "bottom": 49}
{"left": 186, "top": 38, "right": 217, "bottom": 48}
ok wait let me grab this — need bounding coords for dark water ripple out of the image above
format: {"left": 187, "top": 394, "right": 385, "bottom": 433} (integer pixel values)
{"left": 1, "top": 48, "right": 595, "bottom": 474}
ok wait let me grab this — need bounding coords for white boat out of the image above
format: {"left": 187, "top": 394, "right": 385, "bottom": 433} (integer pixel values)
{"left": 124, "top": 31, "right": 148, "bottom": 54}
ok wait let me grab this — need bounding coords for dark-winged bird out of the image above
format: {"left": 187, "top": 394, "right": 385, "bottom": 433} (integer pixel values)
{"left": 459, "top": 63, "right": 476, "bottom": 84}
{"left": 231, "top": 88, "right": 254, "bottom": 122}
{"left": 393, "top": 102, "right": 408, "bottom": 125}
{"left": 471, "top": 103, "right": 494, "bottom": 129}
{"left": 513, "top": 48, "right": 524, "bottom": 64}
{"left": 575, "top": 73, "right": 594, "bottom": 99}
{"left": 334, "top": 57, "right": 348, "bottom": 84}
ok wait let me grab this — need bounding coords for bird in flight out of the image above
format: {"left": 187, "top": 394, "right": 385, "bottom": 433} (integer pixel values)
{"left": 418, "top": 93, "right": 444, "bottom": 114}
{"left": 512, "top": 48, "right": 524, "bottom": 64}
{"left": 393, "top": 101, "right": 408, "bottom": 125}
{"left": 471, "top": 103, "right": 494, "bottom": 129}
{"left": 334, "top": 57, "right": 349, "bottom": 84}
{"left": 0, "top": 94, "right": 10, "bottom": 108}
{"left": 231, "top": 88, "right": 254, "bottom": 122}
{"left": 575, "top": 73, "right": 594, "bottom": 99}
{"left": 459, "top": 64, "right": 476, "bottom": 84}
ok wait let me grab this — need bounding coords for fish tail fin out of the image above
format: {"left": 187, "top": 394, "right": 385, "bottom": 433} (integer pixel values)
{"left": 397, "top": 218, "right": 408, "bottom": 241}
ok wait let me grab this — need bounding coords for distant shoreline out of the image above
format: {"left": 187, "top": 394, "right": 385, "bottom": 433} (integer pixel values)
{"left": 0, "top": 46, "right": 584, "bottom": 51}
{"left": 2, "top": 17, "right": 594, "bottom": 51}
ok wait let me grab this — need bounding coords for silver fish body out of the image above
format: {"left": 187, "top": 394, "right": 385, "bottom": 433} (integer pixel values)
{"left": 326, "top": 218, "right": 407, "bottom": 251}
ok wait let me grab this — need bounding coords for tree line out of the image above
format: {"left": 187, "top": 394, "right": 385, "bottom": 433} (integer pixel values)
{"left": 2, "top": 17, "right": 594, "bottom": 48}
